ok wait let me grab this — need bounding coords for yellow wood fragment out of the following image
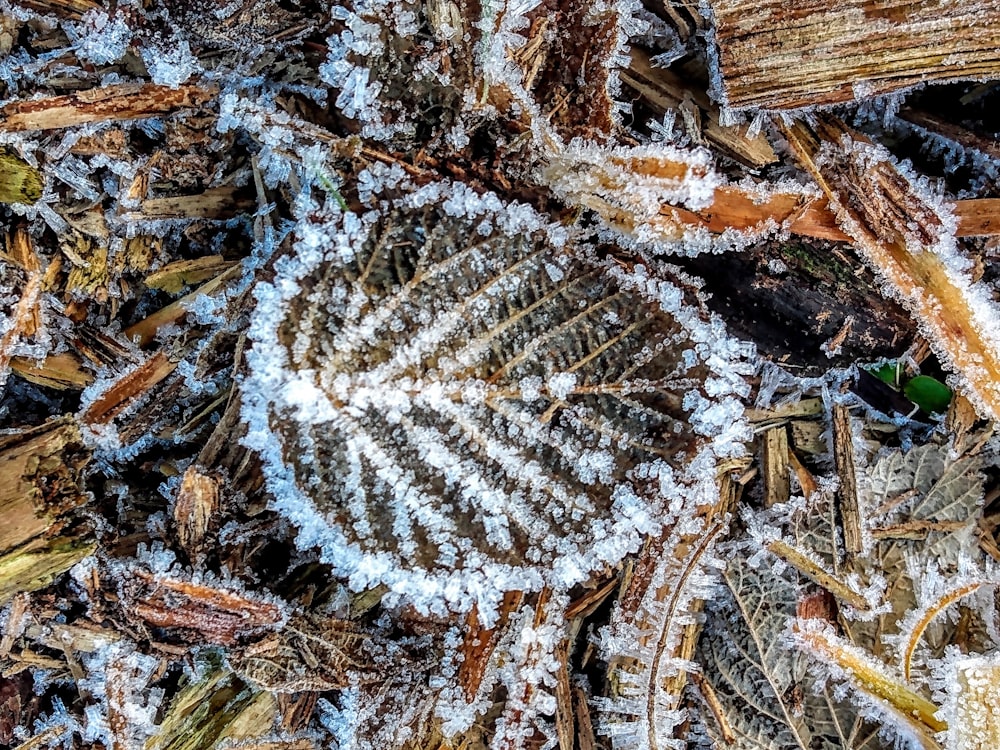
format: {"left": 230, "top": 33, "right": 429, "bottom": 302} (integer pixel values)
{"left": 793, "top": 623, "right": 946, "bottom": 735}
{"left": 145, "top": 255, "right": 237, "bottom": 294}
{"left": 10, "top": 352, "right": 93, "bottom": 390}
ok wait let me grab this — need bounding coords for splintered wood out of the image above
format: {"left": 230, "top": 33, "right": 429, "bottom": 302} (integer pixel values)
{"left": 621, "top": 48, "right": 777, "bottom": 168}
{"left": 831, "top": 405, "right": 862, "bottom": 555}
{"left": 708, "top": 0, "right": 1000, "bottom": 110}
{"left": 0, "top": 83, "right": 216, "bottom": 132}
{"left": 785, "top": 116, "right": 1000, "bottom": 422}
{"left": 0, "top": 419, "right": 89, "bottom": 555}
{"left": 122, "top": 570, "right": 284, "bottom": 645}
{"left": 173, "top": 465, "right": 220, "bottom": 554}
{"left": 0, "top": 419, "right": 93, "bottom": 603}
{"left": 760, "top": 425, "right": 790, "bottom": 508}
{"left": 669, "top": 184, "right": 1000, "bottom": 241}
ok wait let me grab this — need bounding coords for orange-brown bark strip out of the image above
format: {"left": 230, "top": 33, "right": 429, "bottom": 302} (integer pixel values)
{"left": 674, "top": 188, "right": 1000, "bottom": 242}
{"left": 0, "top": 83, "right": 217, "bottom": 132}
{"left": 457, "top": 591, "right": 524, "bottom": 702}
{"left": 81, "top": 351, "right": 177, "bottom": 424}
{"left": 126, "top": 571, "right": 284, "bottom": 645}
{"left": 708, "top": 0, "right": 1000, "bottom": 111}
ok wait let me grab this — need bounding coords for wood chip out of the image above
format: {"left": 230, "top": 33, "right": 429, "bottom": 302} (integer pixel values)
{"left": 708, "top": 0, "right": 1000, "bottom": 111}
{"left": 173, "top": 466, "right": 220, "bottom": 554}
{"left": 553, "top": 639, "right": 574, "bottom": 750}
{"left": 787, "top": 449, "right": 818, "bottom": 500}
{"left": 126, "top": 187, "right": 255, "bottom": 221}
{"left": 10, "top": 353, "right": 93, "bottom": 390}
{"left": 831, "top": 404, "right": 862, "bottom": 555}
{"left": 124, "top": 264, "right": 243, "bottom": 348}
{"left": 123, "top": 570, "right": 284, "bottom": 646}
{"left": 80, "top": 351, "right": 178, "bottom": 424}
{"left": 0, "top": 83, "right": 217, "bottom": 132}
{"left": 675, "top": 185, "right": 1000, "bottom": 241}
{"left": 766, "top": 539, "right": 871, "bottom": 611}
{"left": 760, "top": 425, "right": 790, "bottom": 508}
{"left": 145, "top": 255, "right": 238, "bottom": 294}
{"left": 690, "top": 672, "right": 736, "bottom": 745}
{"left": 573, "top": 684, "right": 597, "bottom": 750}
{"left": 0, "top": 419, "right": 90, "bottom": 556}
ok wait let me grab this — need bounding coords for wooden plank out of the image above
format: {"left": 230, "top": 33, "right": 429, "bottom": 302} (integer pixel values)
{"left": 0, "top": 419, "right": 91, "bottom": 605}
{"left": 708, "top": 0, "right": 1000, "bottom": 111}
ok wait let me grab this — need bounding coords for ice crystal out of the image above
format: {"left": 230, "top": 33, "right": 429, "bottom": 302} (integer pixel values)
{"left": 599, "top": 516, "right": 730, "bottom": 750}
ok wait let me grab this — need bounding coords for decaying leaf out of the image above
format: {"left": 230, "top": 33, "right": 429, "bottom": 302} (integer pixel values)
{"left": 0, "top": 149, "right": 42, "bottom": 205}
{"left": 242, "top": 178, "right": 750, "bottom": 615}
{"left": 231, "top": 614, "right": 381, "bottom": 692}
{"left": 697, "top": 551, "right": 863, "bottom": 750}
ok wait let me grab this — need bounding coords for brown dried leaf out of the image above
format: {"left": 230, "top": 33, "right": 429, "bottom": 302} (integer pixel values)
{"left": 231, "top": 614, "right": 380, "bottom": 692}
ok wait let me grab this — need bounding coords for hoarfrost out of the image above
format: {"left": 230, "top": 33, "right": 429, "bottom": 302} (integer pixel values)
{"left": 141, "top": 37, "right": 197, "bottom": 88}
{"left": 67, "top": 9, "right": 131, "bottom": 66}
{"left": 241, "top": 178, "right": 753, "bottom": 619}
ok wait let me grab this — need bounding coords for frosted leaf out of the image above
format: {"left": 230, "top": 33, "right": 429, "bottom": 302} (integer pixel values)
{"left": 863, "top": 443, "right": 984, "bottom": 565}
{"left": 509, "top": 0, "right": 643, "bottom": 141}
{"left": 696, "top": 554, "right": 865, "bottom": 750}
{"left": 232, "top": 613, "right": 382, "bottom": 692}
{"left": 242, "top": 180, "right": 748, "bottom": 617}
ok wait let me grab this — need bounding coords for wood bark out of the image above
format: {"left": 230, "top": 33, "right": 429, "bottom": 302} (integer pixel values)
{"left": 708, "top": 0, "right": 1000, "bottom": 110}
{"left": 0, "top": 83, "right": 217, "bottom": 132}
